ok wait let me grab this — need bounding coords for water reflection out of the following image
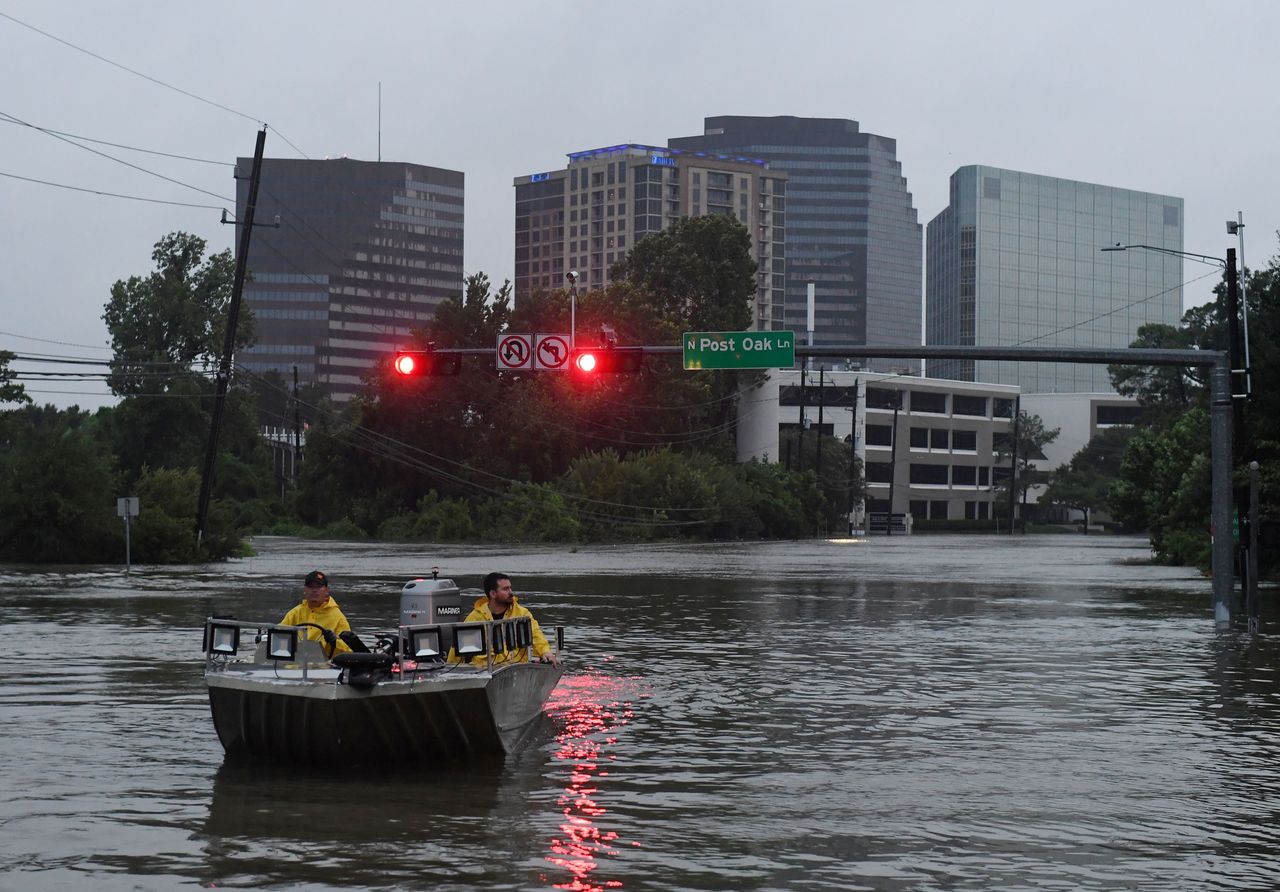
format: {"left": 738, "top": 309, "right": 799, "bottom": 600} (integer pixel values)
{"left": 544, "top": 671, "right": 643, "bottom": 891}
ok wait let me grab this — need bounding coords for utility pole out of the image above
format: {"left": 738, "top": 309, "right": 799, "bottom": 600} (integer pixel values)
{"left": 816, "top": 367, "right": 825, "bottom": 481}
{"left": 886, "top": 392, "right": 901, "bottom": 536}
{"left": 292, "top": 364, "right": 302, "bottom": 483}
{"left": 1008, "top": 396, "right": 1021, "bottom": 534}
{"left": 1226, "top": 248, "right": 1244, "bottom": 455}
{"left": 847, "top": 378, "right": 860, "bottom": 534}
{"left": 196, "top": 128, "right": 267, "bottom": 546}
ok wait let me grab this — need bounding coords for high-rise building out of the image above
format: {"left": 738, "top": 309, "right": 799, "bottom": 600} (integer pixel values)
{"left": 234, "top": 157, "right": 464, "bottom": 402}
{"left": 669, "top": 116, "right": 923, "bottom": 370}
{"left": 926, "top": 165, "right": 1184, "bottom": 392}
{"left": 513, "top": 144, "right": 786, "bottom": 330}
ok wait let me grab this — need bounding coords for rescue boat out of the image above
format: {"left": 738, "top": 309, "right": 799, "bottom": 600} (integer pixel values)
{"left": 202, "top": 573, "right": 564, "bottom": 764}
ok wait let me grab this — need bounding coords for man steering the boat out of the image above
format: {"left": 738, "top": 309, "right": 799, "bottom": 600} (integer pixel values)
{"left": 281, "top": 570, "right": 352, "bottom": 659}
{"left": 452, "top": 572, "right": 559, "bottom": 666}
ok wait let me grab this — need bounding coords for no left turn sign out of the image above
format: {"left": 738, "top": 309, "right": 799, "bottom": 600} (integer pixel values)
{"left": 535, "top": 334, "right": 571, "bottom": 371}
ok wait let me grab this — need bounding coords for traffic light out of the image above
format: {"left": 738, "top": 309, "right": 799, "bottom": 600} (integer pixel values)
{"left": 570, "top": 346, "right": 644, "bottom": 375}
{"left": 391, "top": 348, "right": 461, "bottom": 377}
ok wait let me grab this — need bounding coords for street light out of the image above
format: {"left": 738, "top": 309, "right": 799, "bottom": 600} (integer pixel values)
{"left": 1101, "top": 242, "right": 1246, "bottom": 401}
{"left": 566, "top": 271, "right": 579, "bottom": 348}
{"left": 1103, "top": 240, "right": 1243, "bottom": 629}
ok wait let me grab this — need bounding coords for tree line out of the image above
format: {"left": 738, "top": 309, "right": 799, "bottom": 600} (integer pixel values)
{"left": 0, "top": 216, "right": 858, "bottom": 563}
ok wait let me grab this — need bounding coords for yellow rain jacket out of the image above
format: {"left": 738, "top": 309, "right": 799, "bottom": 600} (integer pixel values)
{"left": 281, "top": 597, "right": 353, "bottom": 658}
{"left": 449, "top": 595, "right": 552, "bottom": 665}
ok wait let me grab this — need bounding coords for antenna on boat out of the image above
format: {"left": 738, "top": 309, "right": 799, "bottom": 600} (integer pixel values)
{"left": 431, "top": 566, "right": 439, "bottom": 580}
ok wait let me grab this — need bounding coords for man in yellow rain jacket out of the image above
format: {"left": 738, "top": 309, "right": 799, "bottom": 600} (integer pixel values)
{"left": 451, "top": 572, "right": 558, "bottom": 666}
{"left": 280, "top": 570, "right": 352, "bottom": 659}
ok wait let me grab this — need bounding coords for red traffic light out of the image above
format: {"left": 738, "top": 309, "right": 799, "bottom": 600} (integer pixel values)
{"left": 390, "top": 349, "right": 461, "bottom": 377}
{"left": 569, "top": 347, "right": 643, "bottom": 374}
{"left": 394, "top": 353, "right": 417, "bottom": 375}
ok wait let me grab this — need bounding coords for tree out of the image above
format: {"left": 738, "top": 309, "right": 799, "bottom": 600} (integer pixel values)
{"left": 993, "top": 410, "right": 1059, "bottom": 531}
{"left": 1106, "top": 301, "right": 1222, "bottom": 413}
{"left": 103, "top": 231, "right": 250, "bottom": 396}
{"left": 610, "top": 214, "right": 758, "bottom": 333}
{"left": 0, "top": 350, "right": 30, "bottom": 406}
{"left": 1040, "top": 426, "right": 1136, "bottom": 532}
{"left": 0, "top": 407, "right": 120, "bottom": 562}
{"left": 1109, "top": 406, "right": 1211, "bottom": 564}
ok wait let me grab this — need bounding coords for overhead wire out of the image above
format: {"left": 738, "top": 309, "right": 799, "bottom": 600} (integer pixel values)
{"left": 0, "top": 110, "right": 234, "bottom": 204}
{"left": 0, "top": 10, "right": 310, "bottom": 159}
{"left": 238, "top": 364, "right": 720, "bottom": 524}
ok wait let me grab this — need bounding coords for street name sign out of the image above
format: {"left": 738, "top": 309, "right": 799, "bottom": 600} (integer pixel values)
{"left": 682, "top": 330, "right": 795, "bottom": 370}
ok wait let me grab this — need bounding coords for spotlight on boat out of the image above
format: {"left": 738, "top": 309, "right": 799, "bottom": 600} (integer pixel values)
{"left": 409, "top": 626, "right": 443, "bottom": 660}
{"left": 266, "top": 627, "right": 299, "bottom": 661}
{"left": 514, "top": 618, "right": 532, "bottom": 649}
{"left": 454, "top": 623, "right": 487, "bottom": 659}
{"left": 490, "top": 622, "right": 507, "bottom": 655}
{"left": 206, "top": 621, "right": 240, "bottom": 656}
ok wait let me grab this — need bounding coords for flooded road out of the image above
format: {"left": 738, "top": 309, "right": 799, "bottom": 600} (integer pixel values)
{"left": 2, "top": 534, "right": 1278, "bottom": 890}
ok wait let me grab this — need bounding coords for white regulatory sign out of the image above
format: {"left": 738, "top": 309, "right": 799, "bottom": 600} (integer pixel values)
{"left": 534, "top": 334, "right": 571, "bottom": 371}
{"left": 496, "top": 334, "right": 533, "bottom": 370}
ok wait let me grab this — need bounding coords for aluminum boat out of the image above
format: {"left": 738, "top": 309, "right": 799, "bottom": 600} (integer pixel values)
{"left": 202, "top": 573, "right": 564, "bottom": 764}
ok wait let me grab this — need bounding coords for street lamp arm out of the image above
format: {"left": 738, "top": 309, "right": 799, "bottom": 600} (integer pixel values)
{"left": 1101, "top": 243, "right": 1225, "bottom": 268}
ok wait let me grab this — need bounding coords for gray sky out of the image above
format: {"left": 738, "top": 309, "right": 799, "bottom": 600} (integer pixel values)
{"left": 3, "top": 0, "right": 1277, "bottom": 409}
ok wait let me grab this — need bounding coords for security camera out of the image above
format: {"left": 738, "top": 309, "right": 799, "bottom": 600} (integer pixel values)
{"left": 566, "top": 270, "right": 579, "bottom": 282}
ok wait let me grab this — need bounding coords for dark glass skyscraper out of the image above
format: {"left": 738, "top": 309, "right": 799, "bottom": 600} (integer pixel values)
{"left": 234, "top": 157, "right": 464, "bottom": 402}
{"left": 670, "top": 116, "right": 922, "bottom": 370}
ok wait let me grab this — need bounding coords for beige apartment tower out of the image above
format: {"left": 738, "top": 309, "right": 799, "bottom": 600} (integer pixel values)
{"left": 514, "top": 144, "right": 786, "bottom": 331}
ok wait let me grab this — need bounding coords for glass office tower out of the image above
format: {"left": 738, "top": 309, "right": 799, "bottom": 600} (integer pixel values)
{"left": 926, "top": 166, "right": 1183, "bottom": 392}
{"left": 670, "top": 116, "right": 922, "bottom": 371}
{"left": 234, "top": 157, "right": 464, "bottom": 402}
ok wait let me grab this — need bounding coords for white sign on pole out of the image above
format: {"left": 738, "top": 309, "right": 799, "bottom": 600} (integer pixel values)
{"left": 495, "top": 334, "right": 533, "bottom": 370}
{"left": 534, "top": 334, "right": 571, "bottom": 371}
{"left": 117, "top": 497, "right": 140, "bottom": 518}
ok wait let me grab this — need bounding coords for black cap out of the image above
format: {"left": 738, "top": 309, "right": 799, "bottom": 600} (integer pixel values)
{"left": 304, "top": 570, "right": 329, "bottom": 588}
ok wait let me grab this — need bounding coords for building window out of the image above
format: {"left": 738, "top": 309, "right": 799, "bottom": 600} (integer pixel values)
{"left": 909, "top": 464, "right": 949, "bottom": 485}
{"left": 910, "top": 427, "right": 928, "bottom": 449}
{"left": 911, "top": 391, "right": 947, "bottom": 414}
{"left": 930, "top": 428, "right": 950, "bottom": 450}
{"left": 930, "top": 500, "right": 949, "bottom": 520}
{"left": 866, "top": 461, "right": 893, "bottom": 484}
{"left": 952, "top": 394, "right": 987, "bottom": 417}
{"left": 953, "top": 430, "right": 977, "bottom": 451}
{"left": 865, "top": 424, "right": 893, "bottom": 447}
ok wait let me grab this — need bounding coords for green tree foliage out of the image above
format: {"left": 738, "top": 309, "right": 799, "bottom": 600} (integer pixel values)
{"left": 993, "top": 410, "right": 1059, "bottom": 526}
{"left": 610, "top": 214, "right": 757, "bottom": 333}
{"left": 1109, "top": 406, "right": 1211, "bottom": 564}
{"left": 778, "top": 429, "right": 864, "bottom": 532}
{"left": 0, "top": 407, "right": 120, "bottom": 562}
{"left": 1107, "top": 302, "right": 1223, "bottom": 414}
{"left": 1040, "top": 426, "right": 1137, "bottom": 531}
{"left": 103, "top": 232, "right": 251, "bottom": 396}
{"left": 131, "top": 466, "right": 241, "bottom": 562}
{"left": 0, "top": 350, "right": 30, "bottom": 406}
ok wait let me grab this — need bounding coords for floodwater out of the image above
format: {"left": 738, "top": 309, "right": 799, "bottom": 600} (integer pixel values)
{"left": 3, "top": 534, "right": 1280, "bottom": 891}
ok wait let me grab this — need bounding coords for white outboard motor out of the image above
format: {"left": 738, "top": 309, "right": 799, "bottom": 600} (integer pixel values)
{"left": 400, "top": 571, "right": 464, "bottom": 627}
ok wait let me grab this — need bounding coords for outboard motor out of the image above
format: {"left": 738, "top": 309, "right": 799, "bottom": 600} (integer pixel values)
{"left": 400, "top": 570, "right": 464, "bottom": 656}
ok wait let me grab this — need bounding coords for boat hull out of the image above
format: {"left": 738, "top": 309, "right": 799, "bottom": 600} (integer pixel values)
{"left": 206, "top": 662, "right": 562, "bottom": 764}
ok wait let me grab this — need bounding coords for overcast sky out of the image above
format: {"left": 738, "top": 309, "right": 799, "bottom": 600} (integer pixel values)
{"left": 3, "top": 0, "right": 1277, "bottom": 409}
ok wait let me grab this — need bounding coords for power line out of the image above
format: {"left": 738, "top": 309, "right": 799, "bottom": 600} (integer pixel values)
{"left": 0, "top": 10, "right": 309, "bottom": 159}
{"left": 0, "top": 170, "right": 224, "bottom": 209}
{"left": 0, "top": 110, "right": 233, "bottom": 204}
{"left": 0, "top": 329, "right": 113, "bottom": 351}
{"left": 0, "top": 116, "right": 229, "bottom": 166}
{"left": 1014, "top": 268, "right": 1221, "bottom": 348}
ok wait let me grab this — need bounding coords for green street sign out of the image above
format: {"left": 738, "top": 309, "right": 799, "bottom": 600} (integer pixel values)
{"left": 683, "top": 330, "right": 796, "bottom": 370}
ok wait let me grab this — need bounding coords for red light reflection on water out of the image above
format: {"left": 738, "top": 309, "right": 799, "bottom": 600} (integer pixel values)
{"left": 542, "top": 671, "right": 641, "bottom": 891}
